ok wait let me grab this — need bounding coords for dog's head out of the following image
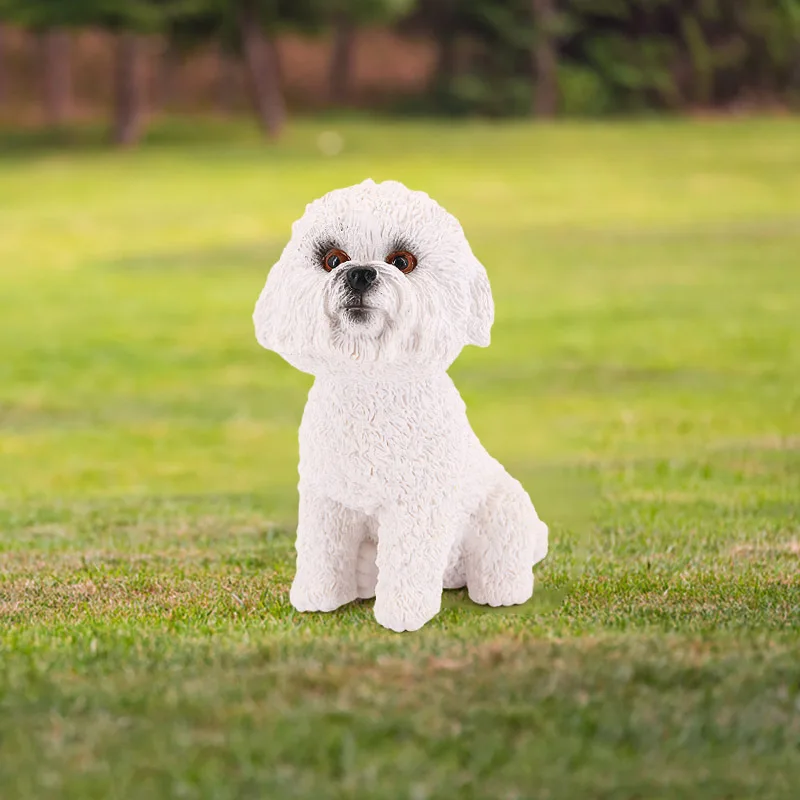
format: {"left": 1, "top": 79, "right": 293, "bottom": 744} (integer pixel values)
{"left": 253, "top": 179, "right": 493, "bottom": 375}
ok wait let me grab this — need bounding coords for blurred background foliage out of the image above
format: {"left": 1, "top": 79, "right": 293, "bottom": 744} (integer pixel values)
{"left": 0, "top": 0, "right": 798, "bottom": 143}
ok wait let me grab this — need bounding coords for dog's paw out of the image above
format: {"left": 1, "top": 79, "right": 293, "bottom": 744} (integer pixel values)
{"left": 373, "top": 592, "right": 440, "bottom": 633}
{"left": 468, "top": 570, "right": 534, "bottom": 608}
{"left": 290, "top": 575, "right": 355, "bottom": 613}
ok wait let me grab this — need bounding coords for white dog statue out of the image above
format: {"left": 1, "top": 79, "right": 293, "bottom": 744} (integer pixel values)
{"left": 253, "top": 179, "right": 548, "bottom": 632}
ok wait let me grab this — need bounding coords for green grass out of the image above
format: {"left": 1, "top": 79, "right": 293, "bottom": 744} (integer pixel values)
{"left": 1, "top": 115, "right": 799, "bottom": 799}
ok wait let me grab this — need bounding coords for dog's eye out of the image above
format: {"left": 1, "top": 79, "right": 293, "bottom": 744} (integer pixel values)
{"left": 322, "top": 248, "right": 350, "bottom": 272}
{"left": 386, "top": 250, "right": 417, "bottom": 274}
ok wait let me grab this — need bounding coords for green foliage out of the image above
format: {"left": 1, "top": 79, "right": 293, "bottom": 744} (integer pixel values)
{"left": 411, "top": 0, "right": 535, "bottom": 118}
{"left": 331, "top": 0, "right": 415, "bottom": 24}
{"left": 165, "top": 0, "right": 416, "bottom": 52}
{"left": 3, "top": 0, "right": 797, "bottom": 116}
{"left": 568, "top": 0, "right": 800, "bottom": 111}
{"left": 557, "top": 63, "right": 614, "bottom": 115}
{"left": 413, "top": 0, "right": 800, "bottom": 116}
{"left": 431, "top": 73, "right": 530, "bottom": 118}
{"left": 0, "top": 0, "right": 188, "bottom": 32}
{"left": 0, "top": 0, "right": 337, "bottom": 38}
{"left": 164, "top": 0, "right": 319, "bottom": 56}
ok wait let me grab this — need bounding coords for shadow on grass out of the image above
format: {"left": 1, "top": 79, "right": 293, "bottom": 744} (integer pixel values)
{"left": 440, "top": 586, "right": 569, "bottom": 616}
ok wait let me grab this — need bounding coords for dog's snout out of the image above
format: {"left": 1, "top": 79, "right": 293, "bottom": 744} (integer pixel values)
{"left": 346, "top": 266, "right": 378, "bottom": 294}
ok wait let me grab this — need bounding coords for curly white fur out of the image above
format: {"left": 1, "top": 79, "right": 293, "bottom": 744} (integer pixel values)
{"left": 253, "top": 179, "right": 548, "bottom": 632}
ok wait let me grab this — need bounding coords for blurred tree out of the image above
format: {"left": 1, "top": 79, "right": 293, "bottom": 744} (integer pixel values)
{"left": 329, "top": 8, "right": 355, "bottom": 104}
{"left": 531, "top": 0, "right": 558, "bottom": 116}
{"left": 237, "top": 0, "right": 285, "bottom": 137}
{"left": 326, "top": 0, "right": 414, "bottom": 105}
{"left": 406, "top": 0, "right": 800, "bottom": 117}
{"left": 0, "top": 23, "right": 6, "bottom": 108}
{"left": 565, "top": 0, "right": 800, "bottom": 112}
{"left": 81, "top": 2, "right": 180, "bottom": 146}
{"left": 2, "top": 0, "right": 799, "bottom": 126}
{"left": 215, "top": 44, "right": 239, "bottom": 114}
{"left": 160, "top": 0, "right": 325, "bottom": 138}
{"left": 411, "top": 0, "right": 460, "bottom": 94}
{"left": 113, "top": 30, "right": 146, "bottom": 146}
{"left": 153, "top": 38, "right": 180, "bottom": 111}
{"left": 0, "top": 1, "right": 75, "bottom": 125}
{"left": 405, "top": 0, "right": 538, "bottom": 117}
{"left": 157, "top": 1, "right": 237, "bottom": 113}
{"left": 39, "top": 27, "right": 72, "bottom": 124}
{"left": 0, "top": 0, "right": 182, "bottom": 141}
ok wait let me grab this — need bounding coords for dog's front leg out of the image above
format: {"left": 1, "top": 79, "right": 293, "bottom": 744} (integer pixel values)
{"left": 373, "top": 503, "right": 457, "bottom": 632}
{"left": 289, "top": 490, "right": 363, "bottom": 613}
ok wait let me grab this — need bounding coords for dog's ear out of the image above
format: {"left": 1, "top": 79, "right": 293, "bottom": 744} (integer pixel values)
{"left": 466, "top": 257, "right": 494, "bottom": 347}
{"left": 253, "top": 268, "right": 286, "bottom": 353}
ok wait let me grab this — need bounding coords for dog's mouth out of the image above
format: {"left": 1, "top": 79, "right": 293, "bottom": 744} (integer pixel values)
{"left": 341, "top": 306, "right": 376, "bottom": 322}
{"left": 338, "top": 293, "right": 378, "bottom": 319}
{"left": 335, "top": 300, "right": 388, "bottom": 332}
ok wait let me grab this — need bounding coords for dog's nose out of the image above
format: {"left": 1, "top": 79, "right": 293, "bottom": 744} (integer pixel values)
{"left": 346, "top": 266, "right": 378, "bottom": 294}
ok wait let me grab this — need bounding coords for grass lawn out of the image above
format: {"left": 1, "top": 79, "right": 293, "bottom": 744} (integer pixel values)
{"left": 1, "top": 116, "right": 799, "bottom": 799}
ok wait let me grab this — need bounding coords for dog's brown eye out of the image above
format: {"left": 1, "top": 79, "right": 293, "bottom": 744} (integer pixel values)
{"left": 322, "top": 248, "right": 350, "bottom": 272}
{"left": 386, "top": 250, "right": 417, "bottom": 274}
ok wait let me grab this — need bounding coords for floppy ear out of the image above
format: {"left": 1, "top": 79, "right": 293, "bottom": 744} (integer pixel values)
{"left": 253, "top": 267, "right": 285, "bottom": 353}
{"left": 466, "top": 257, "right": 494, "bottom": 347}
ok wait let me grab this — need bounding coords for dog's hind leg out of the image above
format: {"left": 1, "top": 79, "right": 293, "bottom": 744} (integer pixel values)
{"left": 464, "top": 473, "right": 548, "bottom": 607}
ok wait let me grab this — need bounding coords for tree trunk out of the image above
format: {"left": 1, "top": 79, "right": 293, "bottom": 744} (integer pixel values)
{"left": 40, "top": 28, "right": 72, "bottom": 125}
{"left": 238, "top": 0, "right": 286, "bottom": 139}
{"left": 113, "top": 32, "right": 145, "bottom": 147}
{"left": 435, "top": 33, "right": 456, "bottom": 88}
{"left": 430, "top": 0, "right": 457, "bottom": 92}
{"left": 216, "top": 46, "right": 238, "bottom": 113}
{"left": 329, "top": 12, "right": 356, "bottom": 105}
{"left": 0, "top": 25, "right": 6, "bottom": 108}
{"left": 153, "top": 40, "right": 179, "bottom": 112}
{"left": 531, "top": 0, "right": 558, "bottom": 117}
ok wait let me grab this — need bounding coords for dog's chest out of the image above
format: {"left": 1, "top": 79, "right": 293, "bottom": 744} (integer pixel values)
{"left": 299, "top": 376, "right": 466, "bottom": 509}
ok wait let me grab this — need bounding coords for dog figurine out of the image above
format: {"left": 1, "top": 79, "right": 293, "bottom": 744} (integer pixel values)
{"left": 253, "top": 179, "right": 548, "bottom": 632}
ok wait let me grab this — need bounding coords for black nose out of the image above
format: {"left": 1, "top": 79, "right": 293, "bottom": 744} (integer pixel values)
{"left": 346, "top": 266, "right": 378, "bottom": 294}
